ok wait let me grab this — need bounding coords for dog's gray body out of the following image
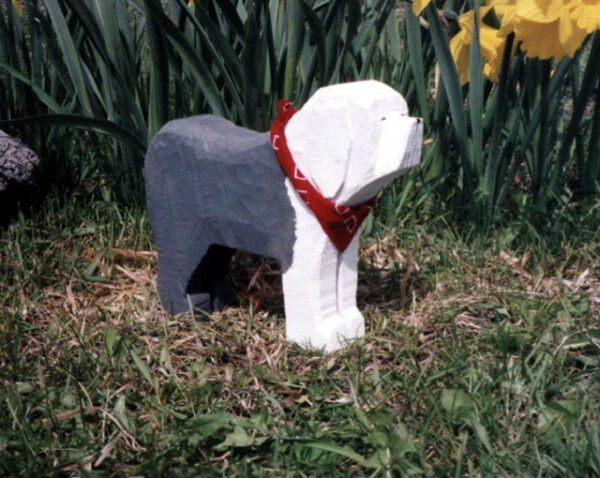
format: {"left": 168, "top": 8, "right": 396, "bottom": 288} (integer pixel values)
{"left": 145, "top": 115, "right": 295, "bottom": 314}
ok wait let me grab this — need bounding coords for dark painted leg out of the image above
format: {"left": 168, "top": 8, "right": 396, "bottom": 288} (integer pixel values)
{"left": 156, "top": 262, "right": 194, "bottom": 314}
{"left": 156, "top": 246, "right": 210, "bottom": 314}
{"left": 186, "top": 244, "right": 236, "bottom": 312}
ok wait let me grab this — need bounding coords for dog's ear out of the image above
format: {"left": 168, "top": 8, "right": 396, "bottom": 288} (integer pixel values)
{"left": 285, "top": 96, "right": 353, "bottom": 200}
{"left": 285, "top": 81, "right": 420, "bottom": 205}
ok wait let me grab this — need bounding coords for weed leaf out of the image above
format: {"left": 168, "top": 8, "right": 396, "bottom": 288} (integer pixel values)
{"left": 441, "top": 389, "right": 476, "bottom": 422}
{"left": 563, "top": 329, "right": 600, "bottom": 350}
{"left": 538, "top": 400, "right": 581, "bottom": 440}
{"left": 130, "top": 348, "right": 153, "bottom": 388}
{"left": 104, "top": 324, "right": 116, "bottom": 356}
{"left": 303, "top": 441, "right": 379, "bottom": 468}
{"left": 214, "top": 425, "right": 268, "bottom": 450}
{"left": 187, "top": 413, "right": 235, "bottom": 442}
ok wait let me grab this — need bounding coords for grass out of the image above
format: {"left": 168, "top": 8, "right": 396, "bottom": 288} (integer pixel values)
{"left": 1, "top": 189, "right": 600, "bottom": 476}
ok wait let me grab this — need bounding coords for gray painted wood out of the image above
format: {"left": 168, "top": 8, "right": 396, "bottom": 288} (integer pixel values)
{"left": 145, "top": 115, "right": 296, "bottom": 314}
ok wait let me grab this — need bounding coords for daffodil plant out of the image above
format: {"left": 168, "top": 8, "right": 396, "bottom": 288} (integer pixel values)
{"left": 409, "top": 0, "right": 600, "bottom": 219}
{"left": 1, "top": 0, "right": 598, "bottom": 223}
{"left": 10, "top": 0, "right": 21, "bottom": 16}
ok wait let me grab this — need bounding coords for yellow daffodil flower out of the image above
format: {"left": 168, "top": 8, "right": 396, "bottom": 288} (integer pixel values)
{"left": 187, "top": 0, "right": 194, "bottom": 6}
{"left": 412, "top": 0, "right": 432, "bottom": 15}
{"left": 11, "top": 0, "right": 22, "bottom": 16}
{"left": 450, "top": 30, "right": 472, "bottom": 85}
{"left": 565, "top": 0, "right": 600, "bottom": 33}
{"left": 511, "top": 0, "right": 588, "bottom": 59}
{"left": 490, "top": 0, "right": 595, "bottom": 63}
{"left": 480, "top": 26, "right": 509, "bottom": 82}
{"left": 484, "top": 1, "right": 521, "bottom": 81}
{"left": 494, "top": 0, "right": 519, "bottom": 37}
{"left": 425, "top": 0, "right": 598, "bottom": 85}
{"left": 515, "top": 0, "right": 564, "bottom": 23}
{"left": 450, "top": 6, "right": 506, "bottom": 84}
{"left": 486, "top": 0, "right": 510, "bottom": 17}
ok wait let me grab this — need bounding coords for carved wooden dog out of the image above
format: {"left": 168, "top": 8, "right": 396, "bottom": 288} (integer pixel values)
{"left": 145, "top": 80, "right": 422, "bottom": 351}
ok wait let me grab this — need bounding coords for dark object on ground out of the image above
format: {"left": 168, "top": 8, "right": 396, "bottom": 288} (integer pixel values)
{"left": 0, "top": 130, "right": 40, "bottom": 225}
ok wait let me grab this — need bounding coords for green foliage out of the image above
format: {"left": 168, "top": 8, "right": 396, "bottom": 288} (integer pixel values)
{"left": 408, "top": 2, "right": 600, "bottom": 226}
{"left": 0, "top": 0, "right": 403, "bottom": 200}
{"left": 2, "top": 0, "right": 596, "bottom": 225}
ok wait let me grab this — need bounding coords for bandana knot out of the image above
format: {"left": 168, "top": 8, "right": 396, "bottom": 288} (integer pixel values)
{"left": 270, "top": 100, "right": 376, "bottom": 252}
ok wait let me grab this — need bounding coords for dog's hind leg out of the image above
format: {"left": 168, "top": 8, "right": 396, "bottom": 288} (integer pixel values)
{"left": 186, "top": 244, "right": 236, "bottom": 311}
{"left": 156, "top": 245, "right": 210, "bottom": 315}
{"left": 155, "top": 231, "right": 234, "bottom": 315}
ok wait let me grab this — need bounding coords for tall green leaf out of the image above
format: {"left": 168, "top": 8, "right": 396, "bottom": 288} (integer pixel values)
{"left": 283, "top": 0, "right": 304, "bottom": 99}
{"left": 483, "top": 33, "right": 514, "bottom": 208}
{"left": 0, "top": 114, "right": 146, "bottom": 152}
{"left": 44, "top": 0, "right": 93, "bottom": 115}
{"left": 142, "top": 0, "right": 225, "bottom": 117}
{"left": 358, "top": 0, "right": 395, "bottom": 79}
{"left": 174, "top": 0, "right": 244, "bottom": 118}
{"left": 405, "top": 4, "right": 429, "bottom": 122}
{"left": 425, "top": 3, "right": 472, "bottom": 193}
{"left": 145, "top": 4, "right": 169, "bottom": 139}
{"left": 468, "top": 2, "right": 483, "bottom": 177}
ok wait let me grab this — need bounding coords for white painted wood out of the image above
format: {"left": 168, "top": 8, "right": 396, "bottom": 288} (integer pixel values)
{"left": 280, "top": 80, "right": 422, "bottom": 351}
{"left": 285, "top": 80, "right": 422, "bottom": 206}
{"left": 281, "top": 181, "right": 343, "bottom": 351}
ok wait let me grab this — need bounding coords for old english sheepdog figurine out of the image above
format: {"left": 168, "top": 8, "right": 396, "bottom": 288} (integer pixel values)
{"left": 145, "top": 80, "right": 422, "bottom": 351}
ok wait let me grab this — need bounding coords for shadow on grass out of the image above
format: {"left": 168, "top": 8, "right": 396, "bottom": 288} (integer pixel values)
{"left": 228, "top": 244, "right": 431, "bottom": 319}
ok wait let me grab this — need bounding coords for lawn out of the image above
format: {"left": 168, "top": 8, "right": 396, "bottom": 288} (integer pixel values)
{"left": 1, "top": 192, "right": 599, "bottom": 475}
{"left": 1, "top": 0, "right": 600, "bottom": 474}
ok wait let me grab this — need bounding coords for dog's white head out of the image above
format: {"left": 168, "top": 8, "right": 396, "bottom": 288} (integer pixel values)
{"left": 285, "top": 80, "right": 422, "bottom": 205}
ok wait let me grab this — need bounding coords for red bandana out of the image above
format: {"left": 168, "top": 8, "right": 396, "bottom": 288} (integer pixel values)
{"left": 270, "top": 100, "right": 376, "bottom": 252}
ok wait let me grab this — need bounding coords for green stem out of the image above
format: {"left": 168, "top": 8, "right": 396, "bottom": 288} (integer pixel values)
{"left": 535, "top": 60, "right": 551, "bottom": 208}
{"left": 559, "top": 32, "right": 600, "bottom": 192}
{"left": 425, "top": 3, "right": 473, "bottom": 196}
{"left": 468, "top": 0, "right": 483, "bottom": 179}
{"left": 584, "top": 72, "right": 600, "bottom": 194}
{"left": 484, "top": 33, "right": 514, "bottom": 211}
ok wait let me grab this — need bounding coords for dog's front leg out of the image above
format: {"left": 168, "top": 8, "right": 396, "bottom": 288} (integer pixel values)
{"left": 282, "top": 188, "right": 350, "bottom": 351}
{"left": 336, "top": 231, "right": 365, "bottom": 341}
